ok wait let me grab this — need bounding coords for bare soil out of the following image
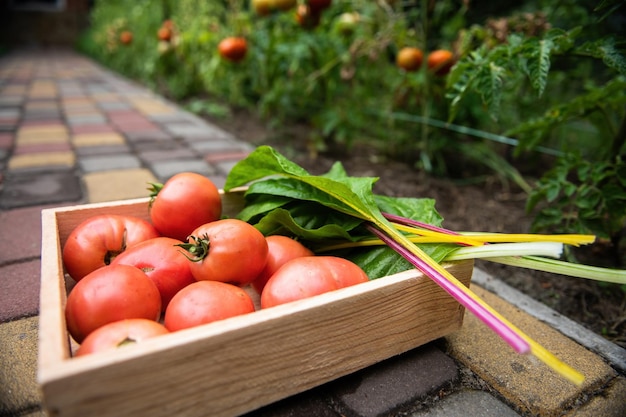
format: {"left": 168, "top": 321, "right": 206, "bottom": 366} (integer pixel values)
{"left": 206, "top": 107, "right": 626, "bottom": 349}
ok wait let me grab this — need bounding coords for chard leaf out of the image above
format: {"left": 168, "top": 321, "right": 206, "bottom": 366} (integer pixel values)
{"left": 375, "top": 195, "right": 443, "bottom": 227}
{"left": 344, "top": 243, "right": 459, "bottom": 279}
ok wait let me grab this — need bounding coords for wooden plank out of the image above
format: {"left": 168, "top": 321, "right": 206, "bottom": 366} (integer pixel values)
{"left": 38, "top": 191, "right": 473, "bottom": 417}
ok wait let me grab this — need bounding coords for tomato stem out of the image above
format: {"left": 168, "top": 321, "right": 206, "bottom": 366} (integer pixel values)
{"left": 147, "top": 182, "right": 164, "bottom": 207}
{"left": 176, "top": 234, "right": 211, "bottom": 262}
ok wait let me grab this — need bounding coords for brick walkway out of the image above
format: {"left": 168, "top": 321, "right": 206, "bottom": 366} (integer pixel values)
{"left": 0, "top": 48, "right": 625, "bottom": 417}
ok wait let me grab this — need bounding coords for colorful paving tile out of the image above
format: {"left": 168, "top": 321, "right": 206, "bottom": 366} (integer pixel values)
{"left": 71, "top": 132, "right": 126, "bottom": 147}
{"left": 7, "top": 151, "right": 75, "bottom": 170}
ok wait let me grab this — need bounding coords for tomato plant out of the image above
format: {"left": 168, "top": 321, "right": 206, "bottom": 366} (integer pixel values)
{"left": 260, "top": 256, "right": 369, "bottom": 308}
{"left": 62, "top": 214, "right": 160, "bottom": 281}
{"left": 179, "top": 219, "right": 268, "bottom": 286}
{"left": 427, "top": 49, "right": 454, "bottom": 75}
{"left": 218, "top": 37, "right": 248, "bottom": 62}
{"left": 149, "top": 172, "right": 222, "bottom": 242}
{"left": 251, "top": 235, "right": 313, "bottom": 294}
{"left": 75, "top": 319, "right": 169, "bottom": 357}
{"left": 111, "top": 237, "right": 196, "bottom": 310}
{"left": 65, "top": 264, "right": 162, "bottom": 343}
{"left": 164, "top": 281, "right": 255, "bottom": 331}
{"left": 396, "top": 47, "right": 424, "bottom": 72}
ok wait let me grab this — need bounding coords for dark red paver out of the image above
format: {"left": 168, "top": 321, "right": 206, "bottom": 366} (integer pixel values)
{"left": 0, "top": 260, "right": 41, "bottom": 322}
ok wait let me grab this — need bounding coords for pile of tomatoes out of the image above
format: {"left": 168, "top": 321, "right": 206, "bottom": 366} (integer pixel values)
{"left": 62, "top": 172, "right": 369, "bottom": 356}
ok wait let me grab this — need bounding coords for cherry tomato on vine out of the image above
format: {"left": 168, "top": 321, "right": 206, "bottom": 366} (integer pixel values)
{"left": 427, "top": 49, "right": 455, "bottom": 75}
{"left": 396, "top": 47, "right": 423, "bottom": 72}
{"left": 260, "top": 256, "right": 369, "bottom": 308}
{"left": 179, "top": 219, "right": 268, "bottom": 286}
{"left": 111, "top": 237, "right": 196, "bottom": 311}
{"left": 164, "top": 281, "right": 255, "bottom": 331}
{"left": 251, "top": 235, "right": 313, "bottom": 294}
{"left": 75, "top": 319, "right": 169, "bottom": 357}
{"left": 119, "top": 31, "right": 133, "bottom": 45}
{"left": 65, "top": 264, "right": 162, "bottom": 343}
{"left": 62, "top": 214, "right": 160, "bottom": 281}
{"left": 149, "top": 172, "right": 222, "bottom": 242}
{"left": 218, "top": 37, "right": 248, "bottom": 62}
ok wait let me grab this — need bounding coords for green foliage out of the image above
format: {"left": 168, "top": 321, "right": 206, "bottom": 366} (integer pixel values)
{"left": 527, "top": 154, "right": 626, "bottom": 244}
{"left": 79, "top": 0, "right": 626, "bottom": 254}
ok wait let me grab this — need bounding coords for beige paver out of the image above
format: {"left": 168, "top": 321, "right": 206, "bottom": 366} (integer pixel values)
{"left": 564, "top": 376, "right": 626, "bottom": 417}
{"left": 0, "top": 317, "right": 42, "bottom": 414}
{"left": 83, "top": 168, "right": 158, "bottom": 203}
{"left": 446, "top": 284, "right": 617, "bottom": 417}
{"left": 71, "top": 132, "right": 126, "bottom": 147}
{"left": 129, "top": 98, "right": 175, "bottom": 115}
{"left": 8, "top": 152, "right": 75, "bottom": 169}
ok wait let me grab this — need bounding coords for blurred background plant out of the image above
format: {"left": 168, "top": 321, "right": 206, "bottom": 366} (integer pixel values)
{"left": 77, "top": 0, "right": 626, "bottom": 265}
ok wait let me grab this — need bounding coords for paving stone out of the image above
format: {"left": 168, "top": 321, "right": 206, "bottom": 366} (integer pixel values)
{"left": 564, "top": 376, "right": 626, "bottom": 417}
{"left": 244, "top": 388, "right": 338, "bottom": 417}
{"left": 78, "top": 154, "right": 141, "bottom": 172}
{"left": 0, "top": 205, "right": 50, "bottom": 265}
{"left": 0, "top": 171, "right": 81, "bottom": 209}
{"left": 0, "top": 260, "right": 41, "bottom": 322}
{"left": 0, "top": 317, "right": 41, "bottom": 415}
{"left": 149, "top": 159, "right": 216, "bottom": 181}
{"left": 123, "top": 130, "right": 174, "bottom": 143}
{"left": 165, "top": 123, "right": 233, "bottom": 140}
{"left": 445, "top": 284, "right": 617, "bottom": 417}
{"left": 7, "top": 151, "right": 75, "bottom": 170}
{"left": 83, "top": 168, "right": 157, "bottom": 203}
{"left": 410, "top": 390, "right": 521, "bottom": 417}
{"left": 75, "top": 144, "right": 132, "bottom": 157}
{"left": 187, "top": 139, "right": 250, "bottom": 154}
{"left": 138, "top": 147, "right": 197, "bottom": 162}
{"left": 70, "top": 124, "right": 118, "bottom": 134}
{"left": 331, "top": 344, "right": 458, "bottom": 417}
{"left": 13, "top": 142, "right": 72, "bottom": 155}
{"left": 71, "top": 132, "right": 126, "bottom": 147}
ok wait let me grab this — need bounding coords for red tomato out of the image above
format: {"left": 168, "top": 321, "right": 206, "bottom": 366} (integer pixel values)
{"left": 65, "top": 264, "right": 162, "bottom": 343}
{"left": 119, "top": 31, "right": 133, "bottom": 45}
{"left": 218, "top": 37, "right": 248, "bottom": 62}
{"left": 180, "top": 219, "right": 268, "bottom": 286}
{"left": 307, "top": 0, "right": 332, "bottom": 13}
{"left": 260, "top": 256, "right": 369, "bottom": 308}
{"left": 75, "top": 319, "right": 169, "bottom": 357}
{"left": 396, "top": 47, "right": 423, "bottom": 72}
{"left": 427, "top": 49, "right": 455, "bottom": 75}
{"left": 157, "top": 26, "right": 172, "bottom": 41}
{"left": 149, "top": 172, "right": 222, "bottom": 242}
{"left": 164, "top": 281, "right": 255, "bottom": 331}
{"left": 111, "top": 237, "right": 196, "bottom": 311}
{"left": 252, "top": 235, "right": 313, "bottom": 294}
{"left": 62, "top": 214, "right": 160, "bottom": 281}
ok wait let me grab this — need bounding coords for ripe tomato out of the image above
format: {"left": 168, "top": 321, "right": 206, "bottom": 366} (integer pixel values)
{"left": 396, "top": 47, "right": 424, "bottom": 72}
{"left": 164, "top": 281, "right": 255, "bottom": 331}
{"left": 119, "top": 31, "right": 133, "bottom": 45}
{"left": 149, "top": 172, "right": 222, "bottom": 242}
{"left": 62, "top": 214, "right": 160, "bottom": 281}
{"left": 427, "top": 49, "right": 455, "bottom": 75}
{"left": 307, "top": 0, "right": 332, "bottom": 13}
{"left": 260, "top": 256, "right": 369, "bottom": 308}
{"left": 179, "top": 219, "right": 268, "bottom": 286}
{"left": 75, "top": 319, "right": 169, "bottom": 357}
{"left": 65, "top": 264, "right": 162, "bottom": 343}
{"left": 251, "top": 235, "right": 313, "bottom": 294}
{"left": 111, "top": 237, "right": 196, "bottom": 311}
{"left": 218, "top": 37, "right": 248, "bottom": 62}
{"left": 157, "top": 26, "right": 172, "bottom": 42}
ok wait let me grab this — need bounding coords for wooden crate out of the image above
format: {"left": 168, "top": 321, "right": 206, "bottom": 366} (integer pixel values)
{"left": 38, "top": 191, "right": 473, "bottom": 417}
